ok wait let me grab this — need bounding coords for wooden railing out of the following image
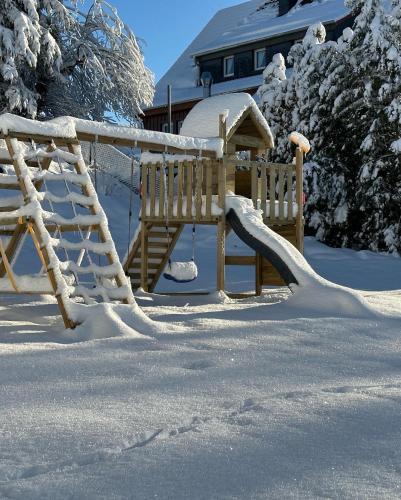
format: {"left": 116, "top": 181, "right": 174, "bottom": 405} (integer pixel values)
{"left": 227, "top": 154, "right": 303, "bottom": 226}
{"left": 140, "top": 151, "right": 303, "bottom": 227}
{"left": 140, "top": 159, "right": 225, "bottom": 223}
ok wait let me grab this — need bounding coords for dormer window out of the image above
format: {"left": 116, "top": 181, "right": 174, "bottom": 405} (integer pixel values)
{"left": 254, "top": 49, "right": 267, "bottom": 70}
{"left": 223, "top": 56, "right": 235, "bottom": 77}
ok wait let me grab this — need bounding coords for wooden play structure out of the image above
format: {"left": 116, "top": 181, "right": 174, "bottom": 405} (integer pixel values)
{"left": 0, "top": 93, "right": 304, "bottom": 328}
{"left": 124, "top": 94, "right": 304, "bottom": 295}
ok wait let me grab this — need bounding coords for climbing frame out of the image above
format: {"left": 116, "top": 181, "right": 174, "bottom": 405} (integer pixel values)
{"left": 0, "top": 131, "right": 134, "bottom": 328}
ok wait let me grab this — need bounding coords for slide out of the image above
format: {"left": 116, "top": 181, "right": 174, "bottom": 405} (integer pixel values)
{"left": 226, "top": 206, "right": 298, "bottom": 286}
{"left": 225, "top": 195, "right": 332, "bottom": 289}
{"left": 225, "top": 196, "right": 374, "bottom": 318}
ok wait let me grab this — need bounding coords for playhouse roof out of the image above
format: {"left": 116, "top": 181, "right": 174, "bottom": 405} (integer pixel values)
{"left": 180, "top": 93, "right": 274, "bottom": 148}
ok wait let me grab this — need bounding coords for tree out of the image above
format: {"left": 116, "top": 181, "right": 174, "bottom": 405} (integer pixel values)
{"left": 258, "top": 2, "right": 401, "bottom": 253}
{"left": 0, "top": 0, "right": 154, "bottom": 123}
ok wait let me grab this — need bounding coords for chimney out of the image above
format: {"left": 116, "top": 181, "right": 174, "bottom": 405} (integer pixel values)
{"left": 278, "top": 0, "right": 298, "bottom": 16}
{"left": 200, "top": 71, "right": 213, "bottom": 98}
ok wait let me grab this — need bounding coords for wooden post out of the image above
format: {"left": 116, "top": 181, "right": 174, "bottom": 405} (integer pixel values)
{"left": 140, "top": 222, "right": 148, "bottom": 291}
{"left": 216, "top": 114, "right": 228, "bottom": 292}
{"left": 295, "top": 147, "right": 304, "bottom": 254}
{"left": 256, "top": 253, "right": 262, "bottom": 296}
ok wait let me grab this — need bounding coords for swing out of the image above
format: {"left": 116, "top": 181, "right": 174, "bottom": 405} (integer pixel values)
{"left": 162, "top": 150, "right": 198, "bottom": 284}
{"left": 163, "top": 224, "right": 198, "bottom": 283}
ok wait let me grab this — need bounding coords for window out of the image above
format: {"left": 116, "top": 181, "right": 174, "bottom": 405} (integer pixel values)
{"left": 254, "top": 48, "right": 267, "bottom": 70}
{"left": 177, "top": 120, "right": 184, "bottom": 134}
{"left": 162, "top": 122, "right": 173, "bottom": 133}
{"left": 223, "top": 56, "right": 234, "bottom": 77}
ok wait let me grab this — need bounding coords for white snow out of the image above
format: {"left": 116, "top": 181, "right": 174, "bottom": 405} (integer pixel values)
{"left": 180, "top": 93, "right": 273, "bottom": 146}
{"left": 289, "top": 131, "right": 311, "bottom": 153}
{"left": 226, "top": 195, "right": 374, "bottom": 318}
{"left": 1, "top": 165, "right": 401, "bottom": 500}
{"left": 0, "top": 113, "right": 225, "bottom": 157}
{"left": 0, "top": 113, "right": 76, "bottom": 138}
{"left": 164, "top": 260, "right": 198, "bottom": 282}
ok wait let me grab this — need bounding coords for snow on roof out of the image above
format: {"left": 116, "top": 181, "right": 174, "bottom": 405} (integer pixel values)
{"left": 152, "top": 0, "right": 350, "bottom": 108}
{"left": 180, "top": 93, "right": 274, "bottom": 147}
{"left": 0, "top": 113, "right": 225, "bottom": 157}
{"left": 193, "top": 0, "right": 350, "bottom": 56}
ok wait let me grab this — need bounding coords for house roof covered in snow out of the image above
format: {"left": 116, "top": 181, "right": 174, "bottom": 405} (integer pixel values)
{"left": 180, "top": 93, "right": 274, "bottom": 149}
{"left": 151, "top": 0, "right": 350, "bottom": 109}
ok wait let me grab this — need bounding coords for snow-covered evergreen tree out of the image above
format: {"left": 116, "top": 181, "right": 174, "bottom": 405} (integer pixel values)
{"left": 0, "top": 0, "right": 154, "bottom": 123}
{"left": 258, "top": 1, "right": 401, "bottom": 253}
{"left": 344, "top": 0, "right": 401, "bottom": 252}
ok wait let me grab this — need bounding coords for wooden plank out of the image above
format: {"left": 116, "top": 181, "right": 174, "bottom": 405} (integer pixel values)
{"left": 148, "top": 241, "right": 169, "bottom": 249}
{"left": 295, "top": 147, "right": 304, "bottom": 253}
{"left": 269, "top": 164, "right": 276, "bottom": 222}
{"left": 278, "top": 166, "right": 285, "bottom": 221}
{"left": 141, "top": 163, "right": 147, "bottom": 220}
{"left": 251, "top": 166, "right": 258, "bottom": 208}
{"left": 157, "top": 164, "right": 164, "bottom": 219}
{"left": 186, "top": 160, "right": 193, "bottom": 218}
{"left": 177, "top": 161, "right": 184, "bottom": 218}
{"left": 168, "top": 162, "right": 174, "bottom": 220}
{"left": 287, "top": 165, "right": 294, "bottom": 220}
{"left": 225, "top": 255, "right": 256, "bottom": 265}
{"left": 149, "top": 163, "right": 157, "bottom": 218}
{"left": 230, "top": 134, "right": 267, "bottom": 149}
{"left": 140, "top": 222, "right": 148, "bottom": 291}
{"left": 226, "top": 159, "right": 289, "bottom": 169}
{"left": 260, "top": 164, "right": 267, "bottom": 217}
{"left": 205, "top": 161, "right": 213, "bottom": 219}
{"left": 195, "top": 159, "right": 203, "bottom": 220}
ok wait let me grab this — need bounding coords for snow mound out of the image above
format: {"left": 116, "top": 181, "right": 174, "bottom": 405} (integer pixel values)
{"left": 69, "top": 303, "right": 154, "bottom": 341}
{"left": 289, "top": 131, "right": 311, "bottom": 154}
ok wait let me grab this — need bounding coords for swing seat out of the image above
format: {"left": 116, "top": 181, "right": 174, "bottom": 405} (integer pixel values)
{"left": 163, "top": 260, "right": 198, "bottom": 283}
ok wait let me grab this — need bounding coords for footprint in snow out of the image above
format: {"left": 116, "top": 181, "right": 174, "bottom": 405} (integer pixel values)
{"left": 182, "top": 360, "right": 214, "bottom": 370}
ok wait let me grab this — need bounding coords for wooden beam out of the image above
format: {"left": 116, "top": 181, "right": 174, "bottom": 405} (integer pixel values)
{"left": 230, "top": 134, "right": 267, "bottom": 149}
{"left": 225, "top": 255, "right": 256, "bottom": 266}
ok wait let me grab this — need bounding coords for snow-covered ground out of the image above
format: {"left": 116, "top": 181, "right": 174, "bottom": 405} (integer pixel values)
{"left": 1, "top": 182, "right": 401, "bottom": 499}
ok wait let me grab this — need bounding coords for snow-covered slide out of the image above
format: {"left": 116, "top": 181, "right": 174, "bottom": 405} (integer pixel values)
{"left": 226, "top": 196, "right": 376, "bottom": 318}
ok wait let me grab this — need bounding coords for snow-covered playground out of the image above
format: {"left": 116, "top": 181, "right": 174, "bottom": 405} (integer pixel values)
{"left": 1, "top": 175, "right": 401, "bottom": 498}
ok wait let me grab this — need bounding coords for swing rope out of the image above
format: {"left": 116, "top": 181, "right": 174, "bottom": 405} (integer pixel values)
{"left": 127, "top": 140, "right": 137, "bottom": 258}
{"left": 163, "top": 148, "right": 172, "bottom": 265}
{"left": 162, "top": 150, "right": 198, "bottom": 283}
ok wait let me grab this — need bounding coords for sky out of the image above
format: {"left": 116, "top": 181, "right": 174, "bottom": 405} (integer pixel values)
{"left": 103, "top": 0, "right": 244, "bottom": 82}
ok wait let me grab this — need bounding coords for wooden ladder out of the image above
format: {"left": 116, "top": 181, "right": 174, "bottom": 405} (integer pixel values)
{"left": 0, "top": 136, "right": 135, "bottom": 328}
{"left": 124, "top": 223, "right": 184, "bottom": 292}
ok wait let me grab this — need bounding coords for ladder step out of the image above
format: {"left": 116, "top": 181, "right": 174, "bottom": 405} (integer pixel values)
{"left": 148, "top": 231, "right": 176, "bottom": 238}
{"left": 130, "top": 261, "right": 160, "bottom": 269}
{"left": 137, "top": 251, "right": 166, "bottom": 258}
{"left": 128, "top": 271, "right": 157, "bottom": 279}
{"left": 147, "top": 241, "right": 169, "bottom": 249}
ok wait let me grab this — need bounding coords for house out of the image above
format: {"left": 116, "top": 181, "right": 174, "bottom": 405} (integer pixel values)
{"left": 144, "top": 0, "right": 353, "bottom": 134}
